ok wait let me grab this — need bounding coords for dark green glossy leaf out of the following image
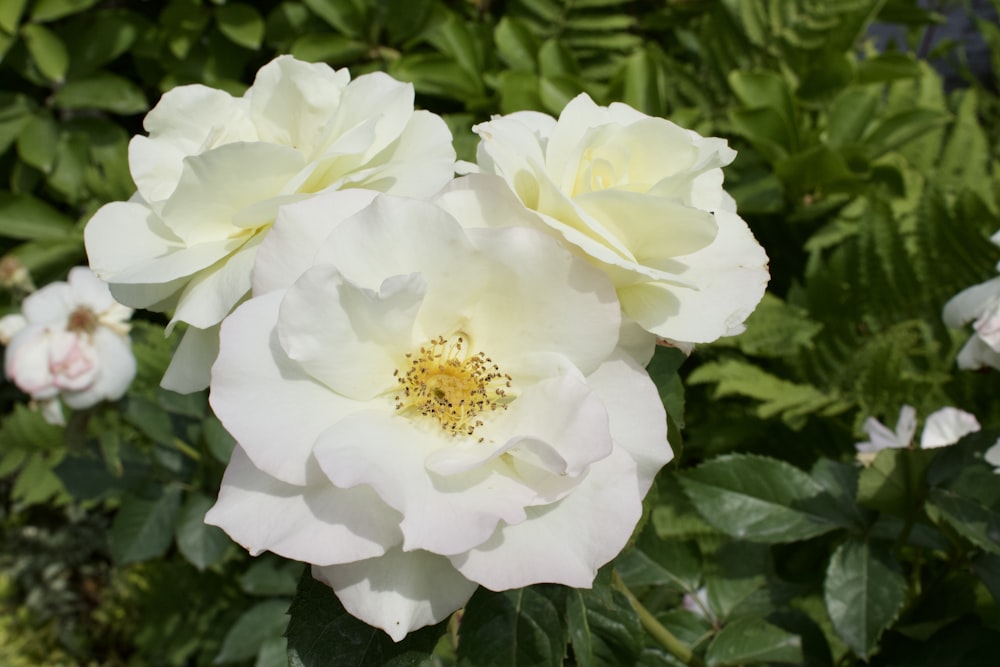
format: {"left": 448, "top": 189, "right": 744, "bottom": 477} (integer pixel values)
{"left": 680, "top": 454, "right": 843, "bottom": 542}
{"left": 302, "top": 0, "right": 369, "bottom": 38}
{"left": 566, "top": 575, "right": 642, "bottom": 667}
{"left": 291, "top": 32, "right": 368, "bottom": 65}
{"left": 927, "top": 488, "right": 1000, "bottom": 555}
{"left": 705, "top": 617, "right": 802, "bottom": 666}
{"left": 823, "top": 539, "right": 905, "bottom": 659}
{"left": 286, "top": 569, "right": 442, "bottom": 666}
{"left": 457, "top": 586, "right": 566, "bottom": 667}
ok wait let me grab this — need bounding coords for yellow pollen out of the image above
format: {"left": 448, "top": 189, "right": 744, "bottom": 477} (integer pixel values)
{"left": 394, "top": 335, "right": 512, "bottom": 436}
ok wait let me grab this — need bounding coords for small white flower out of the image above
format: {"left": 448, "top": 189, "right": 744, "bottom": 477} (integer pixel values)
{"left": 472, "top": 93, "right": 769, "bottom": 346}
{"left": 205, "top": 188, "right": 672, "bottom": 640}
{"left": 984, "top": 440, "right": 1000, "bottom": 473}
{"left": 85, "top": 55, "right": 456, "bottom": 393}
{"left": 2, "top": 267, "right": 135, "bottom": 425}
{"left": 855, "top": 405, "right": 981, "bottom": 464}
{"left": 943, "top": 275, "right": 1000, "bottom": 371}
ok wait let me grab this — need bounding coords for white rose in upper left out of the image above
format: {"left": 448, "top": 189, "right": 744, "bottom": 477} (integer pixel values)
{"left": 2, "top": 267, "right": 135, "bottom": 425}
{"left": 85, "top": 55, "right": 456, "bottom": 393}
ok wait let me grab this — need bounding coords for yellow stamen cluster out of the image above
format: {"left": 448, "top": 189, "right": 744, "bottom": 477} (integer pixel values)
{"left": 394, "top": 335, "right": 512, "bottom": 437}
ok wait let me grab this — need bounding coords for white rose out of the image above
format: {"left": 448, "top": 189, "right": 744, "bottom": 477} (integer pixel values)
{"left": 473, "top": 93, "right": 769, "bottom": 345}
{"left": 204, "top": 188, "right": 672, "bottom": 640}
{"left": 943, "top": 275, "right": 1000, "bottom": 370}
{"left": 2, "top": 267, "right": 135, "bottom": 425}
{"left": 85, "top": 55, "right": 456, "bottom": 393}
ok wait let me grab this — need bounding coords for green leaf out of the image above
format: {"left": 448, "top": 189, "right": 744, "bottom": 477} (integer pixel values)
{"left": 240, "top": 556, "right": 302, "bottom": 597}
{"left": 620, "top": 48, "right": 665, "bottom": 117}
{"left": 824, "top": 539, "right": 905, "bottom": 659}
{"left": 926, "top": 488, "right": 1000, "bottom": 555}
{"left": 538, "top": 39, "right": 579, "bottom": 79}
{"left": 53, "top": 72, "right": 147, "bottom": 114}
{"left": 0, "top": 92, "right": 34, "bottom": 155}
{"left": 389, "top": 54, "right": 483, "bottom": 101}
{"left": 291, "top": 33, "right": 368, "bottom": 65}
{"left": 302, "top": 0, "right": 368, "bottom": 38}
{"left": 857, "top": 447, "right": 935, "bottom": 516}
{"left": 826, "top": 87, "right": 878, "bottom": 148}
{"left": 566, "top": 580, "right": 643, "bottom": 667}
{"left": 11, "top": 450, "right": 68, "bottom": 506}
{"left": 972, "top": 553, "right": 1000, "bottom": 604}
{"left": 680, "top": 454, "right": 843, "bottom": 543}
{"left": 705, "top": 617, "right": 802, "bottom": 666}
{"left": 20, "top": 23, "right": 68, "bottom": 82}
{"left": 202, "top": 413, "right": 237, "bottom": 464}
{"left": 30, "top": 0, "right": 99, "bottom": 22}
{"left": 64, "top": 10, "right": 142, "bottom": 76}
{"left": 0, "top": 403, "right": 62, "bottom": 450}
{"left": 216, "top": 3, "right": 264, "bottom": 50}
{"left": 286, "top": 569, "right": 442, "bottom": 666}
{"left": 0, "top": 193, "right": 74, "bottom": 240}
{"left": 175, "top": 492, "right": 231, "bottom": 571}
{"left": 16, "top": 112, "right": 58, "bottom": 172}
{"left": 0, "top": 0, "right": 26, "bottom": 33}
{"left": 688, "top": 360, "right": 851, "bottom": 430}
{"left": 457, "top": 586, "right": 566, "bottom": 667}
{"left": 109, "top": 486, "right": 183, "bottom": 565}
{"left": 495, "top": 16, "right": 538, "bottom": 71}
{"left": 498, "top": 70, "right": 543, "bottom": 114}
{"left": 616, "top": 522, "right": 701, "bottom": 592}
{"left": 216, "top": 599, "right": 290, "bottom": 664}
{"left": 862, "top": 108, "right": 950, "bottom": 159}
{"left": 856, "top": 52, "right": 921, "bottom": 84}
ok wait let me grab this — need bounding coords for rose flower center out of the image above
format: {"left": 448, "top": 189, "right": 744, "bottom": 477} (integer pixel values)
{"left": 394, "top": 335, "right": 512, "bottom": 437}
{"left": 66, "top": 306, "right": 99, "bottom": 335}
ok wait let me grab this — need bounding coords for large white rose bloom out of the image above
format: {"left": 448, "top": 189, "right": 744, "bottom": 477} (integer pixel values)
{"left": 1, "top": 267, "right": 135, "bottom": 425}
{"left": 85, "top": 55, "right": 456, "bottom": 393}
{"left": 204, "top": 188, "right": 672, "bottom": 640}
{"left": 473, "top": 93, "right": 769, "bottom": 345}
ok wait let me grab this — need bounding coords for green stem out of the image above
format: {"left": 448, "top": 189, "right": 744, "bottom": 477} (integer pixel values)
{"left": 612, "top": 570, "right": 704, "bottom": 667}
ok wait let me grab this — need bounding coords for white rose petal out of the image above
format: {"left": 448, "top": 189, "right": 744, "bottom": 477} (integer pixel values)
{"left": 920, "top": 407, "right": 981, "bottom": 449}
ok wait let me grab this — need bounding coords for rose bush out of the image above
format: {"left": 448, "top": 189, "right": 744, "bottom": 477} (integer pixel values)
{"left": 204, "top": 187, "right": 672, "bottom": 640}
{"left": 85, "top": 55, "right": 456, "bottom": 392}
{"left": 473, "top": 93, "right": 769, "bottom": 346}
{"left": 0, "top": 267, "right": 134, "bottom": 425}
